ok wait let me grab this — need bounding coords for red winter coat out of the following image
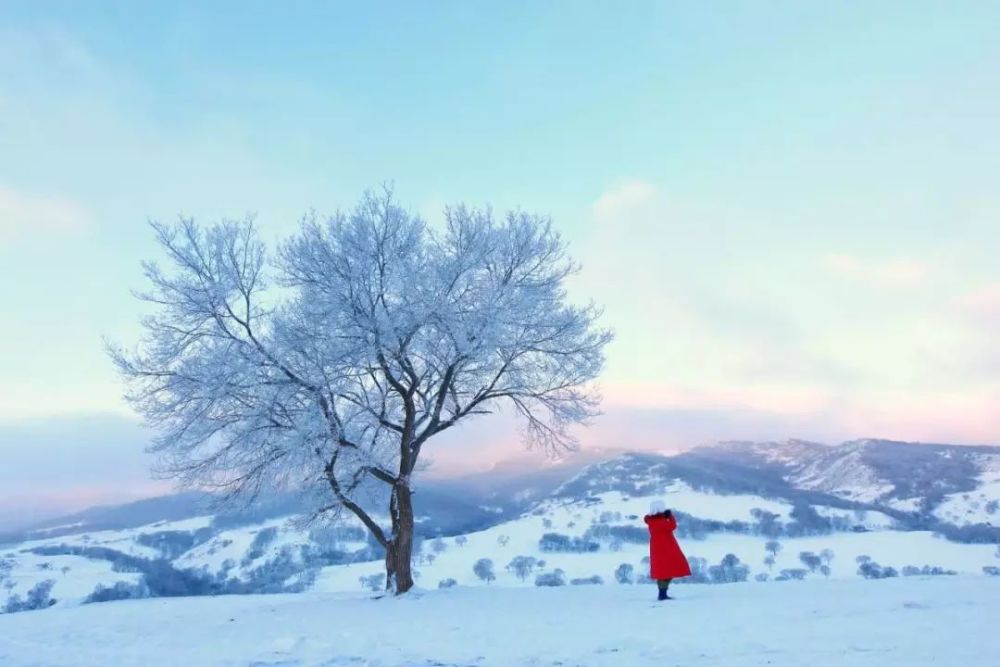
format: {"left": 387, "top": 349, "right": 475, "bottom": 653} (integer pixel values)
{"left": 644, "top": 513, "right": 692, "bottom": 579}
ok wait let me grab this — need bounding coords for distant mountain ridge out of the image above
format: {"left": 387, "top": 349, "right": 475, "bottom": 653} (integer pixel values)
{"left": 5, "top": 438, "right": 998, "bottom": 547}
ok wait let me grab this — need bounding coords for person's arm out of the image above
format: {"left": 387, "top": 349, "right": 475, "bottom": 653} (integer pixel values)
{"left": 665, "top": 513, "right": 677, "bottom": 530}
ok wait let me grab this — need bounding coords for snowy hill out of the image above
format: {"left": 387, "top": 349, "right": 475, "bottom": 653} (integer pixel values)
{"left": 1, "top": 577, "right": 998, "bottom": 666}
{"left": 2, "top": 439, "right": 999, "bottom": 616}
{"left": 688, "top": 439, "right": 1000, "bottom": 521}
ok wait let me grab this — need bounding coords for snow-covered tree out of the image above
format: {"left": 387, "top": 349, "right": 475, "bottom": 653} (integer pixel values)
{"left": 110, "top": 189, "right": 611, "bottom": 595}
{"left": 506, "top": 555, "right": 539, "bottom": 581}
{"left": 764, "top": 540, "right": 782, "bottom": 558}
{"left": 473, "top": 558, "right": 495, "bottom": 584}
{"left": 614, "top": 563, "right": 634, "bottom": 584}
{"left": 798, "top": 551, "right": 821, "bottom": 573}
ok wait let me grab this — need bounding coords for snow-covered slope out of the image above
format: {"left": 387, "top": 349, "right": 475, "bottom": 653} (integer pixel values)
{"left": 693, "top": 439, "right": 1000, "bottom": 521}
{"left": 1, "top": 577, "right": 998, "bottom": 667}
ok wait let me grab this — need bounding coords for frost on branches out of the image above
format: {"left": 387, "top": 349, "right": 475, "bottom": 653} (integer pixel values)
{"left": 109, "top": 189, "right": 612, "bottom": 595}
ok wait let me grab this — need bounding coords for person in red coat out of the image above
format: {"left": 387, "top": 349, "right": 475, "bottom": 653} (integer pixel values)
{"left": 644, "top": 500, "right": 691, "bottom": 600}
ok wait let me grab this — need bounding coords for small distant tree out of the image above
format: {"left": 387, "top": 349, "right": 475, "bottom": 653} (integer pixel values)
{"left": 473, "top": 558, "right": 495, "bottom": 584}
{"left": 799, "top": 551, "right": 821, "bottom": 573}
{"left": 709, "top": 554, "right": 750, "bottom": 584}
{"left": 751, "top": 509, "right": 782, "bottom": 538}
{"left": 542, "top": 518, "right": 553, "bottom": 529}
{"left": 856, "top": 555, "right": 872, "bottom": 566}
{"left": 506, "top": 555, "right": 539, "bottom": 581}
{"left": 819, "top": 564, "right": 831, "bottom": 578}
{"left": 765, "top": 540, "right": 782, "bottom": 558}
{"left": 497, "top": 535, "right": 510, "bottom": 548}
{"left": 778, "top": 568, "right": 807, "bottom": 581}
{"left": 110, "top": 190, "right": 612, "bottom": 596}
{"left": 438, "top": 578, "right": 458, "bottom": 589}
{"left": 431, "top": 537, "right": 447, "bottom": 554}
{"left": 455, "top": 536, "right": 468, "bottom": 548}
{"left": 615, "top": 563, "right": 634, "bottom": 584}
{"left": 754, "top": 573, "right": 769, "bottom": 582}
{"left": 820, "top": 548, "right": 835, "bottom": 566}
{"left": 764, "top": 555, "right": 776, "bottom": 570}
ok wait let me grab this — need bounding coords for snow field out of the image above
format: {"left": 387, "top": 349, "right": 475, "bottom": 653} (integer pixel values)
{"left": 1, "top": 576, "right": 997, "bottom": 666}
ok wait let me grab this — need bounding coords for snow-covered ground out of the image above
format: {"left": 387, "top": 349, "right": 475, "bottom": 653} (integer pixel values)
{"left": 1, "top": 577, "right": 997, "bottom": 666}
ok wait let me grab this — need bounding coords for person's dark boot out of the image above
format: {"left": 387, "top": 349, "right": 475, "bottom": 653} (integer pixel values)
{"left": 657, "top": 587, "right": 668, "bottom": 601}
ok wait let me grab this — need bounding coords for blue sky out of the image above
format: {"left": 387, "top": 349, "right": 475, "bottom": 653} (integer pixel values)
{"left": 1, "top": 2, "right": 998, "bottom": 525}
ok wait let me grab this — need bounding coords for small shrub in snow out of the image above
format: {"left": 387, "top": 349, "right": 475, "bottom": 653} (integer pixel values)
{"left": 570, "top": 575, "right": 603, "bottom": 586}
{"left": 85, "top": 581, "right": 148, "bottom": 604}
{"left": 856, "top": 555, "right": 872, "bottom": 566}
{"left": 754, "top": 573, "right": 769, "bottom": 582}
{"left": 683, "top": 557, "right": 711, "bottom": 584}
{"left": 542, "top": 519, "right": 553, "bottom": 529}
{"left": 538, "top": 533, "right": 599, "bottom": 553}
{"left": 431, "top": 537, "right": 447, "bottom": 554}
{"left": 359, "top": 573, "right": 385, "bottom": 592}
{"left": 899, "top": 565, "right": 955, "bottom": 577}
{"left": 496, "top": 535, "right": 510, "bottom": 548}
{"left": 983, "top": 566, "right": 1000, "bottom": 577}
{"left": 820, "top": 564, "right": 831, "bottom": 578}
{"left": 534, "top": 569, "right": 566, "bottom": 587}
{"left": 438, "top": 578, "right": 457, "bottom": 589}
{"left": 777, "top": 568, "right": 807, "bottom": 581}
{"left": 3, "top": 579, "right": 56, "bottom": 614}
{"left": 473, "top": 558, "right": 495, "bottom": 584}
{"left": 858, "top": 561, "right": 898, "bottom": 579}
{"left": 614, "top": 563, "right": 634, "bottom": 584}
{"left": 455, "top": 536, "right": 467, "bottom": 548}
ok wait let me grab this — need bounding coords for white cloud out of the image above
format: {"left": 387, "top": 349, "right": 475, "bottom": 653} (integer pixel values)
{"left": 0, "top": 186, "right": 92, "bottom": 241}
{"left": 823, "top": 253, "right": 932, "bottom": 287}
{"left": 590, "top": 180, "right": 658, "bottom": 222}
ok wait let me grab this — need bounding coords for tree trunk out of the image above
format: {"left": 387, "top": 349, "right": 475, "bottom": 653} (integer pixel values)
{"left": 385, "top": 483, "right": 415, "bottom": 594}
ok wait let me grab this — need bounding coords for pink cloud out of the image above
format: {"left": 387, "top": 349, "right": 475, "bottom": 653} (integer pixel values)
{"left": 823, "top": 253, "right": 932, "bottom": 287}
{"left": 957, "top": 283, "right": 1000, "bottom": 325}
